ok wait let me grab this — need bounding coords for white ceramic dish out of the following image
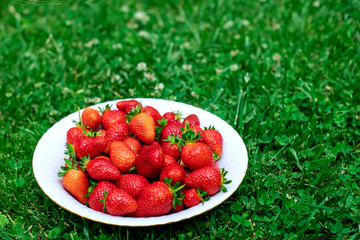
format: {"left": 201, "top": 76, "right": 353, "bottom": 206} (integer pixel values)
{"left": 32, "top": 98, "right": 248, "bottom": 226}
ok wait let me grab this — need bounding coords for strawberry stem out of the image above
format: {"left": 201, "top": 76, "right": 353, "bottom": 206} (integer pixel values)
{"left": 220, "top": 168, "right": 232, "bottom": 192}
{"left": 100, "top": 190, "right": 108, "bottom": 213}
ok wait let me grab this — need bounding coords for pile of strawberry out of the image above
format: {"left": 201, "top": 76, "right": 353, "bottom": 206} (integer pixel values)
{"left": 58, "top": 99, "right": 231, "bottom": 217}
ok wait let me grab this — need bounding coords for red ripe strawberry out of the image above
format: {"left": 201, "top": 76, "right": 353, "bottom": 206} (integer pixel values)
{"left": 82, "top": 156, "right": 121, "bottom": 181}
{"left": 67, "top": 126, "right": 90, "bottom": 144}
{"left": 160, "top": 121, "right": 182, "bottom": 143}
{"left": 105, "top": 188, "right": 138, "bottom": 216}
{"left": 97, "top": 129, "right": 107, "bottom": 138}
{"left": 171, "top": 202, "right": 183, "bottom": 213}
{"left": 58, "top": 159, "right": 89, "bottom": 204}
{"left": 122, "top": 137, "right": 142, "bottom": 155}
{"left": 163, "top": 154, "right": 178, "bottom": 166}
{"left": 183, "top": 114, "right": 200, "bottom": 126}
{"left": 72, "top": 134, "right": 107, "bottom": 159}
{"left": 105, "top": 121, "right": 129, "bottom": 143}
{"left": 160, "top": 164, "right": 186, "bottom": 185}
{"left": 114, "top": 174, "right": 150, "bottom": 200}
{"left": 183, "top": 188, "right": 208, "bottom": 207}
{"left": 184, "top": 166, "right": 222, "bottom": 196}
{"left": 81, "top": 107, "right": 101, "bottom": 130}
{"left": 142, "top": 106, "right": 162, "bottom": 127}
{"left": 128, "top": 112, "right": 155, "bottom": 144}
{"left": 200, "top": 127, "right": 223, "bottom": 159}
{"left": 134, "top": 181, "right": 183, "bottom": 217}
{"left": 181, "top": 142, "right": 214, "bottom": 171}
{"left": 101, "top": 105, "right": 126, "bottom": 130}
{"left": 189, "top": 125, "right": 203, "bottom": 138}
{"left": 163, "top": 111, "right": 181, "bottom": 125}
{"left": 116, "top": 100, "right": 142, "bottom": 114}
{"left": 162, "top": 140, "right": 181, "bottom": 160}
{"left": 110, "top": 141, "right": 136, "bottom": 173}
{"left": 135, "top": 144, "right": 164, "bottom": 179}
{"left": 88, "top": 181, "right": 117, "bottom": 212}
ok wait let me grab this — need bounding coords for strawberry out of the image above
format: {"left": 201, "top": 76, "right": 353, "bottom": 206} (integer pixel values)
{"left": 67, "top": 109, "right": 91, "bottom": 144}
{"left": 88, "top": 181, "right": 117, "bottom": 212}
{"left": 105, "top": 121, "right": 129, "bottom": 143}
{"left": 134, "top": 180, "right": 184, "bottom": 217}
{"left": 200, "top": 126, "right": 223, "bottom": 159}
{"left": 114, "top": 174, "right": 150, "bottom": 200}
{"left": 181, "top": 142, "right": 214, "bottom": 171}
{"left": 116, "top": 100, "right": 142, "bottom": 114}
{"left": 183, "top": 188, "right": 208, "bottom": 207}
{"left": 163, "top": 154, "right": 178, "bottom": 166}
{"left": 184, "top": 166, "right": 230, "bottom": 196}
{"left": 159, "top": 164, "right": 186, "bottom": 185}
{"left": 160, "top": 121, "right": 182, "bottom": 143}
{"left": 109, "top": 141, "right": 136, "bottom": 173}
{"left": 163, "top": 111, "right": 182, "bottom": 125}
{"left": 104, "top": 188, "right": 138, "bottom": 216}
{"left": 122, "top": 137, "right": 142, "bottom": 155}
{"left": 128, "top": 110, "right": 155, "bottom": 144}
{"left": 135, "top": 144, "right": 164, "bottom": 179}
{"left": 183, "top": 114, "right": 200, "bottom": 126}
{"left": 162, "top": 136, "right": 181, "bottom": 160}
{"left": 70, "top": 132, "right": 108, "bottom": 159}
{"left": 67, "top": 126, "right": 89, "bottom": 145}
{"left": 81, "top": 156, "right": 121, "bottom": 181}
{"left": 189, "top": 125, "right": 203, "bottom": 139}
{"left": 58, "top": 158, "right": 89, "bottom": 204}
{"left": 142, "top": 106, "right": 162, "bottom": 127}
{"left": 81, "top": 107, "right": 102, "bottom": 130}
{"left": 101, "top": 105, "right": 126, "bottom": 130}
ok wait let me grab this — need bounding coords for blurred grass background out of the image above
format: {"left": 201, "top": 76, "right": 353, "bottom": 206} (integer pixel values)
{"left": 0, "top": 0, "right": 360, "bottom": 239}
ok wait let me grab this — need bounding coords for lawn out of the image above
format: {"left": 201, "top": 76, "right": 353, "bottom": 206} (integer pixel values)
{"left": 0, "top": 0, "right": 359, "bottom": 239}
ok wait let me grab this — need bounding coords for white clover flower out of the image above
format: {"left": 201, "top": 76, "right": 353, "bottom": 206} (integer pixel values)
{"left": 241, "top": 19, "right": 250, "bottom": 27}
{"left": 49, "top": 109, "right": 58, "bottom": 116}
{"left": 84, "top": 97, "right": 92, "bottom": 103}
{"left": 272, "top": 53, "right": 281, "bottom": 61}
{"left": 261, "top": 43, "right": 268, "bottom": 49}
{"left": 92, "top": 97, "right": 101, "bottom": 104}
{"left": 230, "top": 50, "right": 239, "bottom": 57}
{"left": 144, "top": 72, "right": 156, "bottom": 81}
{"left": 85, "top": 38, "right": 99, "bottom": 48}
{"left": 244, "top": 72, "right": 251, "bottom": 83}
{"left": 230, "top": 64, "right": 239, "bottom": 72}
{"left": 65, "top": 20, "right": 73, "bottom": 26}
{"left": 129, "top": 88, "right": 135, "bottom": 96}
{"left": 273, "top": 23, "right": 281, "bottom": 30}
{"left": 121, "top": 5, "right": 130, "bottom": 12}
{"left": 313, "top": 1, "right": 320, "bottom": 7}
{"left": 223, "top": 20, "right": 234, "bottom": 29}
{"left": 134, "top": 11, "right": 150, "bottom": 24}
{"left": 191, "top": 91, "right": 199, "bottom": 98}
{"left": 5, "top": 92, "right": 13, "bottom": 98}
{"left": 138, "top": 30, "right": 150, "bottom": 39}
{"left": 112, "top": 43, "right": 123, "bottom": 49}
{"left": 181, "top": 41, "right": 191, "bottom": 50}
{"left": 136, "top": 62, "right": 147, "bottom": 71}
{"left": 155, "top": 83, "right": 164, "bottom": 91}
{"left": 182, "top": 64, "right": 192, "bottom": 71}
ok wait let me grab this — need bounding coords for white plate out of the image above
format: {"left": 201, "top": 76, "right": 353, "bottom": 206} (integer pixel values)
{"left": 32, "top": 98, "right": 248, "bottom": 226}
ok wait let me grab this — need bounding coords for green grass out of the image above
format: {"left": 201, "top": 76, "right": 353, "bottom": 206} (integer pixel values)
{"left": 1, "top": 0, "right": 360, "bottom": 239}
